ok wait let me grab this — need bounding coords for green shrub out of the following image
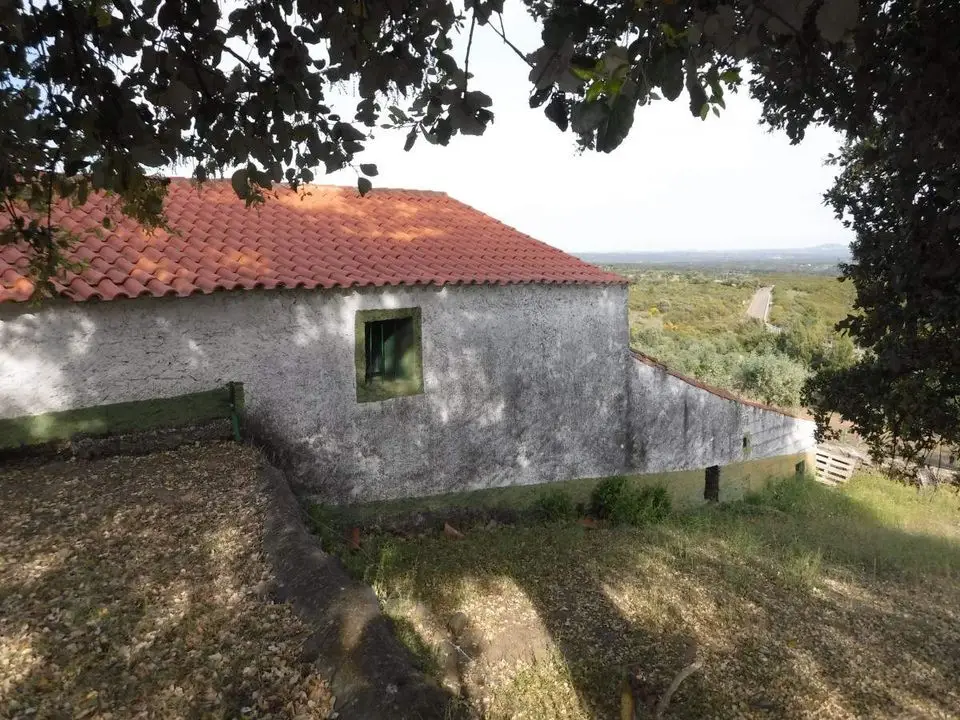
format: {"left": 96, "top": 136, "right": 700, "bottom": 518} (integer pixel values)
{"left": 733, "top": 352, "right": 808, "bottom": 407}
{"left": 533, "top": 489, "right": 575, "bottom": 521}
{"left": 636, "top": 486, "right": 672, "bottom": 523}
{"left": 590, "top": 477, "right": 628, "bottom": 519}
{"left": 590, "top": 478, "right": 672, "bottom": 526}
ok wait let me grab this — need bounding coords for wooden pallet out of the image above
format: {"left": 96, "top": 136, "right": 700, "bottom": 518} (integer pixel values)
{"left": 815, "top": 446, "right": 861, "bottom": 485}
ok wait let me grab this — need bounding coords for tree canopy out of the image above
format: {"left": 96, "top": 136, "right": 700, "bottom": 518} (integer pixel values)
{"left": 803, "top": 1, "right": 960, "bottom": 464}
{"left": 1, "top": 0, "right": 957, "bottom": 462}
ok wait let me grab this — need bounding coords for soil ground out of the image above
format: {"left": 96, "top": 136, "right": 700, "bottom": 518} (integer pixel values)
{"left": 0, "top": 443, "right": 333, "bottom": 719}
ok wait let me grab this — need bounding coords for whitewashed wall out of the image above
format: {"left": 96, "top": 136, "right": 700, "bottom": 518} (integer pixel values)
{"left": 628, "top": 353, "right": 816, "bottom": 472}
{"left": 0, "top": 284, "right": 630, "bottom": 501}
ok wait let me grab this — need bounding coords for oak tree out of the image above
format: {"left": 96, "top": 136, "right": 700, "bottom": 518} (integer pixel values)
{"left": 1, "top": 0, "right": 957, "bottom": 461}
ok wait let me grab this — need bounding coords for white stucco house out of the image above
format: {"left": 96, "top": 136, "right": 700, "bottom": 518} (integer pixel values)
{"left": 0, "top": 180, "right": 815, "bottom": 502}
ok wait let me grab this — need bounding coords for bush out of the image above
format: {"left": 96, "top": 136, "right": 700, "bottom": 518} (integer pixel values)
{"left": 589, "top": 478, "right": 672, "bottom": 526}
{"left": 637, "top": 486, "right": 672, "bottom": 523}
{"left": 590, "top": 477, "right": 628, "bottom": 519}
{"left": 532, "top": 489, "right": 574, "bottom": 521}
{"left": 733, "top": 352, "right": 808, "bottom": 407}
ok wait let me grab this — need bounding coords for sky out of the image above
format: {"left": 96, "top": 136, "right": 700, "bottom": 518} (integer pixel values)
{"left": 323, "top": 5, "right": 853, "bottom": 254}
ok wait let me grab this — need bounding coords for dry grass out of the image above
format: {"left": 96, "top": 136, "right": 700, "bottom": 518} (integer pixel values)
{"left": 0, "top": 443, "right": 332, "bottom": 720}
{"left": 354, "top": 474, "right": 960, "bottom": 719}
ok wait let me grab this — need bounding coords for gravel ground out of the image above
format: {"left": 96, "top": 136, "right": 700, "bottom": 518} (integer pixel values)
{"left": 0, "top": 443, "right": 332, "bottom": 720}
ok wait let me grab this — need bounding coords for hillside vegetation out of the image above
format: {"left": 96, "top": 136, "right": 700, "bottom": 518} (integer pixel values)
{"left": 619, "top": 267, "right": 857, "bottom": 408}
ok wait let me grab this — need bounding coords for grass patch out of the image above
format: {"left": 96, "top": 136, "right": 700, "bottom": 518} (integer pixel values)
{"left": 388, "top": 614, "right": 442, "bottom": 677}
{"left": 590, "top": 478, "right": 671, "bottom": 526}
{"left": 344, "top": 472, "right": 960, "bottom": 718}
{"left": 532, "top": 489, "right": 576, "bottom": 522}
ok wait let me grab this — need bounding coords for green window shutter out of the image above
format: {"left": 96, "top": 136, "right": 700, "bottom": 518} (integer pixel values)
{"left": 383, "top": 319, "right": 398, "bottom": 378}
{"left": 355, "top": 308, "right": 424, "bottom": 402}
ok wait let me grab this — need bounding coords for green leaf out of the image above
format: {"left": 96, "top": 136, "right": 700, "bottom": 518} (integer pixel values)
{"left": 571, "top": 66, "right": 598, "bottom": 81}
{"left": 719, "top": 68, "right": 741, "bottom": 84}
{"left": 545, "top": 94, "right": 568, "bottom": 132}
{"left": 700, "top": 103, "right": 710, "bottom": 120}
{"left": 403, "top": 127, "right": 417, "bottom": 152}
{"left": 359, "top": 163, "right": 378, "bottom": 177}
{"left": 572, "top": 100, "right": 607, "bottom": 135}
{"left": 94, "top": 6, "right": 111, "bottom": 27}
{"left": 357, "top": 177, "right": 372, "bottom": 195}
{"left": 334, "top": 122, "right": 366, "bottom": 143}
{"left": 660, "top": 52, "right": 684, "bottom": 102}
{"left": 585, "top": 80, "right": 605, "bottom": 103}
{"left": 231, "top": 169, "right": 249, "bottom": 199}
{"left": 601, "top": 46, "right": 629, "bottom": 74}
{"left": 816, "top": 0, "right": 860, "bottom": 44}
{"left": 596, "top": 80, "right": 637, "bottom": 152}
{"left": 130, "top": 145, "right": 166, "bottom": 168}
{"left": 464, "top": 90, "right": 493, "bottom": 108}
{"left": 166, "top": 80, "right": 193, "bottom": 117}
{"left": 686, "top": 57, "right": 708, "bottom": 116}
{"left": 64, "top": 159, "right": 87, "bottom": 175}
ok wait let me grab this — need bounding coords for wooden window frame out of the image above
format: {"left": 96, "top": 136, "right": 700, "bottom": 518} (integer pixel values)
{"left": 355, "top": 307, "right": 424, "bottom": 403}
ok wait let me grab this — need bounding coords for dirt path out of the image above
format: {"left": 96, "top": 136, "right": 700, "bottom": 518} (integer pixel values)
{"left": 746, "top": 286, "right": 774, "bottom": 321}
{"left": 0, "top": 444, "right": 332, "bottom": 719}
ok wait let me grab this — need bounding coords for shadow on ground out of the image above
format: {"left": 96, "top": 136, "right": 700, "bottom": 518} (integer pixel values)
{"left": 348, "top": 476, "right": 960, "bottom": 718}
{"left": 0, "top": 445, "right": 333, "bottom": 718}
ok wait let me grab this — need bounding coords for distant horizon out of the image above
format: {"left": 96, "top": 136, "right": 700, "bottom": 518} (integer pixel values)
{"left": 578, "top": 242, "right": 850, "bottom": 256}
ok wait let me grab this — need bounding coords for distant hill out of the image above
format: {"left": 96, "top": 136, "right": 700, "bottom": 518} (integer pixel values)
{"left": 578, "top": 244, "right": 851, "bottom": 274}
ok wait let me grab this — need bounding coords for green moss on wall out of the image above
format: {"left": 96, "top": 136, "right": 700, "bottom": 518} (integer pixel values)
{"left": 0, "top": 383, "right": 242, "bottom": 449}
{"left": 334, "top": 451, "right": 813, "bottom": 525}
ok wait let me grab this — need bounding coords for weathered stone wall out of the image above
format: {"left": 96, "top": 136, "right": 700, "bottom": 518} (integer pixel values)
{"left": 0, "top": 286, "right": 817, "bottom": 503}
{"left": 0, "top": 284, "right": 630, "bottom": 501}
{"left": 627, "top": 352, "right": 816, "bottom": 474}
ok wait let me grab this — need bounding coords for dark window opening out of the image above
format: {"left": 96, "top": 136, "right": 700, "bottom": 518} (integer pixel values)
{"left": 355, "top": 307, "right": 423, "bottom": 403}
{"left": 704, "top": 465, "right": 720, "bottom": 502}
{"left": 364, "top": 316, "right": 414, "bottom": 382}
{"left": 742, "top": 435, "right": 750, "bottom": 450}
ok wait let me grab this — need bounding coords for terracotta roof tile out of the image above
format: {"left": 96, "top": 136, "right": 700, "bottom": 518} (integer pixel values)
{"left": 0, "top": 179, "right": 625, "bottom": 303}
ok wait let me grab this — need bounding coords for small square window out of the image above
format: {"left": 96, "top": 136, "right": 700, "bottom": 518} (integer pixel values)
{"left": 355, "top": 307, "right": 423, "bottom": 402}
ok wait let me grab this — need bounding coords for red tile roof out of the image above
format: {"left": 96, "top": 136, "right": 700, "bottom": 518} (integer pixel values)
{"left": 0, "top": 179, "right": 624, "bottom": 303}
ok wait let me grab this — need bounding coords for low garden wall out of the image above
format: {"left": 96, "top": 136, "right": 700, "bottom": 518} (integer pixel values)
{"left": 628, "top": 351, "right": 816, "bottom": 473}
{"left": 0, "top": 383, "right": 243, "bottom": 457}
